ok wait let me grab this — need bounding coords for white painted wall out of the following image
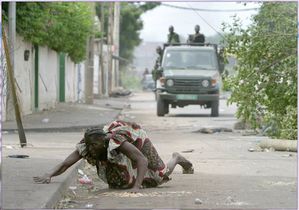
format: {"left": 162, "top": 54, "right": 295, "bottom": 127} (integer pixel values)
{"left": 65, "top": 56, "right": 77, "bottom": 102}
{"left": 38, "top": 46, "right": 59, "bottom": 110}
{"left": 3, "top": 33, "right": 83, "bottom": 121}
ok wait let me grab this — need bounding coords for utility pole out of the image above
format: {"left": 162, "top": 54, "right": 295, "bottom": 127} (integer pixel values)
{"left": 99, "top": 2, "right": 105, "bottom": 96}
{"left": 84, "top": 2, "right": 95, "bottom": 104}
{"left": 2, "top": 26, "right": 27, "bottom": 147}
{"left": 113, "top": 2, "right": 120, "bottom": 87}
{"left": 6, "top": 2, "right": 16, "bottom": 121}
{"left": 107, "top": 2, "right": 114, "bottom": 95}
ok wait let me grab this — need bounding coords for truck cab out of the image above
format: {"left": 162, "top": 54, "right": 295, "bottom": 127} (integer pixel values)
{"left": 156, "top": 43, "right": 224, "bottom": 117}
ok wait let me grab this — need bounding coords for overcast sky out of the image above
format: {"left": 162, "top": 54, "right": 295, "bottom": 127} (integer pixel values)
{"left": 140, "top": 2, "right": 261, "bottom": 42}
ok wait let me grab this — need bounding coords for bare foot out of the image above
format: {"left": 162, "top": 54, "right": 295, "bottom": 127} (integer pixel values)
{"left": 172, "top": 152, "right": 193, "bottom": 170}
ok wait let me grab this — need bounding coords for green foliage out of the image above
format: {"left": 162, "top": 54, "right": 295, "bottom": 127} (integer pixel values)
{"left": 3, "top": 2, "right": 93, "bottom": 63}
{"left": 222, "top": 2, "right": 297, "bottom": 139}
{"left": 95, "top": 2, "right": 160, "bottom": 62}
{"left": 120, "top": 68, "right": 142, "bottom": 90}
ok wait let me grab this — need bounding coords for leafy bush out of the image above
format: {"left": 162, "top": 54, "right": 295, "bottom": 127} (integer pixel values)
{"left": 222, "top": 2, "right": 297, "bottom": 139}
{"left": 2, "top": 2, "right": 93, "bottom": 63}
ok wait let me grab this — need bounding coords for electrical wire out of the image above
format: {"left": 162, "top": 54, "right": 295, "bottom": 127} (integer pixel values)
{"left": 161, "top": 3, "right": 260, "bottom": 12}
{"left": 185, "top": 3, "right": 227, "bottom": 42}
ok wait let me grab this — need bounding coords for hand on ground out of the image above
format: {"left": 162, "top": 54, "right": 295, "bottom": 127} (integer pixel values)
{"left": 33, "top": 174, "right": 51, "bottom": 184}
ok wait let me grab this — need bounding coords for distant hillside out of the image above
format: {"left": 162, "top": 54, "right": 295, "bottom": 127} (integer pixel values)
{"left": 133, "top": 41, "right": 163, "bottom": 75}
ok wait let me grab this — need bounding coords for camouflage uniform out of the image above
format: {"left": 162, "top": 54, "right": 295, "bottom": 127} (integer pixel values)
{"left": 167, "top": 25, "right": 180, "bottom": 44}
{"left": 152, "top": 46, "right": 163, "bottom": 81}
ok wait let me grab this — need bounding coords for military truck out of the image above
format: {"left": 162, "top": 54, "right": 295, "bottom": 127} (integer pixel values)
{"left": 155, "top": 43, "right": 224, "bottom": 117}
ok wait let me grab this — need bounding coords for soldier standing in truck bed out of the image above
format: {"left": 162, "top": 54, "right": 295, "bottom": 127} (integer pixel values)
{"left": 167, "top": 25, "right": 180, "bottom": 44}
{"left": 188, "top": 25, "right": 205, "bottom": 44}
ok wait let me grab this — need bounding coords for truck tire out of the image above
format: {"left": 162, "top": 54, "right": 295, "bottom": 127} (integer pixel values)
{"left": 157, "top": 95, "right": 166, "bottom": 117}
{"left": 165, "top": 102, "right": 169, "bottom": 114}
{"left": 211, "top": 100, "right": 219, "bottom": 117}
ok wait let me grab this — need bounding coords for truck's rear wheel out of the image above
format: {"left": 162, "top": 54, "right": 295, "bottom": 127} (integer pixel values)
{"left": 211, "top": 100, "right": 219, "bottom": 117}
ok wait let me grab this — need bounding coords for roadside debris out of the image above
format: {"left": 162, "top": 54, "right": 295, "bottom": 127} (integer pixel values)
{"left": 85, "top": 203, "right": 94, "bottom": 208}
{"left": 8, "top": 155, "right": 29, "bottom": 158}
{"left": 79, "top": 174, "right": 93, "bottom": 185}
{"left": 181, "top": 149, "right": 194, "bottom": 153}
{"left": 282, "top": 154, "right": 294, "bottom": 157}
{"left": 247, "top": 146, "right": 275, "bottom": 152}
{"left": 109, "top": 87, "right": 131, "bottom": 97}
{"left": 248, "top": 148, "right": 255, "bottom": 152}
{"left": 194, "top": 198, "right": 203, "bottom": 204}
{"left": 69, "top": 186, "right": 77, "bottom": 195}
{"left": 41, "top": 118, "right": 49, "bottom": 123}
{"left": 225, "top": 196, "right": 249, "bottom": 206}
{"left": 193, "top": 127, "right": 233, "bottom": 134}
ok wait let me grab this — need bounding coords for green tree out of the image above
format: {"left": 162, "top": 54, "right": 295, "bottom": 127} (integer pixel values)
{"left": 2, "top": 2, "right": 93, "bottom": 63}
{"left": 222, "top": 2, "right": 297, "bottom": 139}
{"left": 95, "top": 2, "right": 160, "bottom": 62}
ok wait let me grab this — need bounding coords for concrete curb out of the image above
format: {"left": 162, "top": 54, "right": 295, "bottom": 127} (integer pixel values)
{"left": 2, "top": 124, "right": 107, "bottom": 133}
{"left": 43, "top": 160, "right": 85, "bottom": 208}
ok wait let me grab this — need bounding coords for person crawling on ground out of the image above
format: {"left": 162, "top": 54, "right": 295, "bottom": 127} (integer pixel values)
{"left": 33, "top": 120, "right": 194, "bottom": 193}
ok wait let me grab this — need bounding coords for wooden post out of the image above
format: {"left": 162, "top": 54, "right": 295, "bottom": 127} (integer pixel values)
{"left": 2, "top": 26, "right": 27, "bottom": 147}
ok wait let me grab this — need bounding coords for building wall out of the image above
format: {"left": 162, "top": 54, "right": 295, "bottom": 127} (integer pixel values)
{"left": 38, "top": 46, "right": 59, "bottom": 110}
{"left": 2, "top": 33, "right": 82, "bottom": 121}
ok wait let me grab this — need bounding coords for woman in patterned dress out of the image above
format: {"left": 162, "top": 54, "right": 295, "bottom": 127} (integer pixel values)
{"left": 33, "top": 120, "right": 194, "bottom": 192}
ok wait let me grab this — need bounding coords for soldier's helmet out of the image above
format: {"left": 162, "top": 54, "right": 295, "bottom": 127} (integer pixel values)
{"left": 195, "top": 25, "right": 200, "bottom": 33}
{"left": 169, "top": 25, "right": 174, "bottom": 33}
{"left": 156, "top": 46, "right": 162, "bottom": 54}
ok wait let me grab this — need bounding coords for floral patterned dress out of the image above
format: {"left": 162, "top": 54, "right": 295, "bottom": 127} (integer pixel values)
{"left": 76, "top": 120, "right": 170, "bottom": 189}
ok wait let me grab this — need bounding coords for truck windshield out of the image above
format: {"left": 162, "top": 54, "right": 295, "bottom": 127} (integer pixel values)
{"left": 162, "top": 49, "right": 217, "bottom": 70}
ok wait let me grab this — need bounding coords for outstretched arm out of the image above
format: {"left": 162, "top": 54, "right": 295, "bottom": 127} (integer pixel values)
{"left": 33, "top": 150, "right": 82, "bottom": 184}
{"left": 118, "top": 141, "right": 148, "bottom": 192}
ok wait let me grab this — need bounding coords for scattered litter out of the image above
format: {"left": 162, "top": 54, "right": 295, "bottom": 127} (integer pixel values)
{"left": 110, "top": 87, "right": 131, "bottom": 97}
{"left": 267, "top": 181, "right": 295, "bottom": 186}
{"left": 42, "top": 118, "right": 49, "bottom": 123}
{"left": 226, "top": 196, "right": 235, "bottom": 203}
{"left": 69, "top": 186, "right": 77, "bottom": 195}
{"left": 194, "top": 198, "right": 203, "bottom": 204}
{"left": 105, "top": 103, "right": 111, "bottom": 106}
{"left": 101, "top": 191, "right": 192, "bottom": 198}
{"left": 4, "top": 145, "right": 14, "bottom": 149}
{"left": 248, "top": 148, "right": 255, "bottom": 152}
{"left": 69, "top": 186, "right": 77, "bottom": 190}
{"left": 85, "top": 203, "right": 94, "bottom": 208}
{"left": 264, "top": 148, "right": 270, "bottom": 152}
{"left": 79, "top": 175, "right": 93, "bottom": 185}
{"left": 282, "top": 154, "right": 293, "bottom": 157}
{"left": 225, "top": 196, "right": 248, "bottom": 206}
{"left": 8, "top": 155, "right": 29, "bottom": 158}
{"left": 181, "top": 149, "right": 194, "bottom": 153}
{"left": 78, "top": 169, "right": 85, "bottom": 176}
{"left": 193, "top": 127, "right": 233, "bottom": 134}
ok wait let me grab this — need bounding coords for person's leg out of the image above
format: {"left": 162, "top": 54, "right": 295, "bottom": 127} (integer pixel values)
{"left": 166, "top": 152, "right": 193, "bottom": 175}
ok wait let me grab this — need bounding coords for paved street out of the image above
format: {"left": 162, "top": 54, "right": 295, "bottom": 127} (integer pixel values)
{"left": 56, "top": 92, "right": 297, "bottom": 209}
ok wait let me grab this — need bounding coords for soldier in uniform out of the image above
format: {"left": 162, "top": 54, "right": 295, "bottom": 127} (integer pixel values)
{"left": 152, "top": 46, "right": 163, "bottom": 82}
{"left": 188, "top": 25, "right": 205, "bottom": 44}
{"left": 167, "top": 25, "right": 180, "bottom": 44}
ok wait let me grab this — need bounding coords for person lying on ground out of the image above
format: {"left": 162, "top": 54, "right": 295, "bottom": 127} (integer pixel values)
{"left": 33, "top": 120, "right": 194, "bottom": 193}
